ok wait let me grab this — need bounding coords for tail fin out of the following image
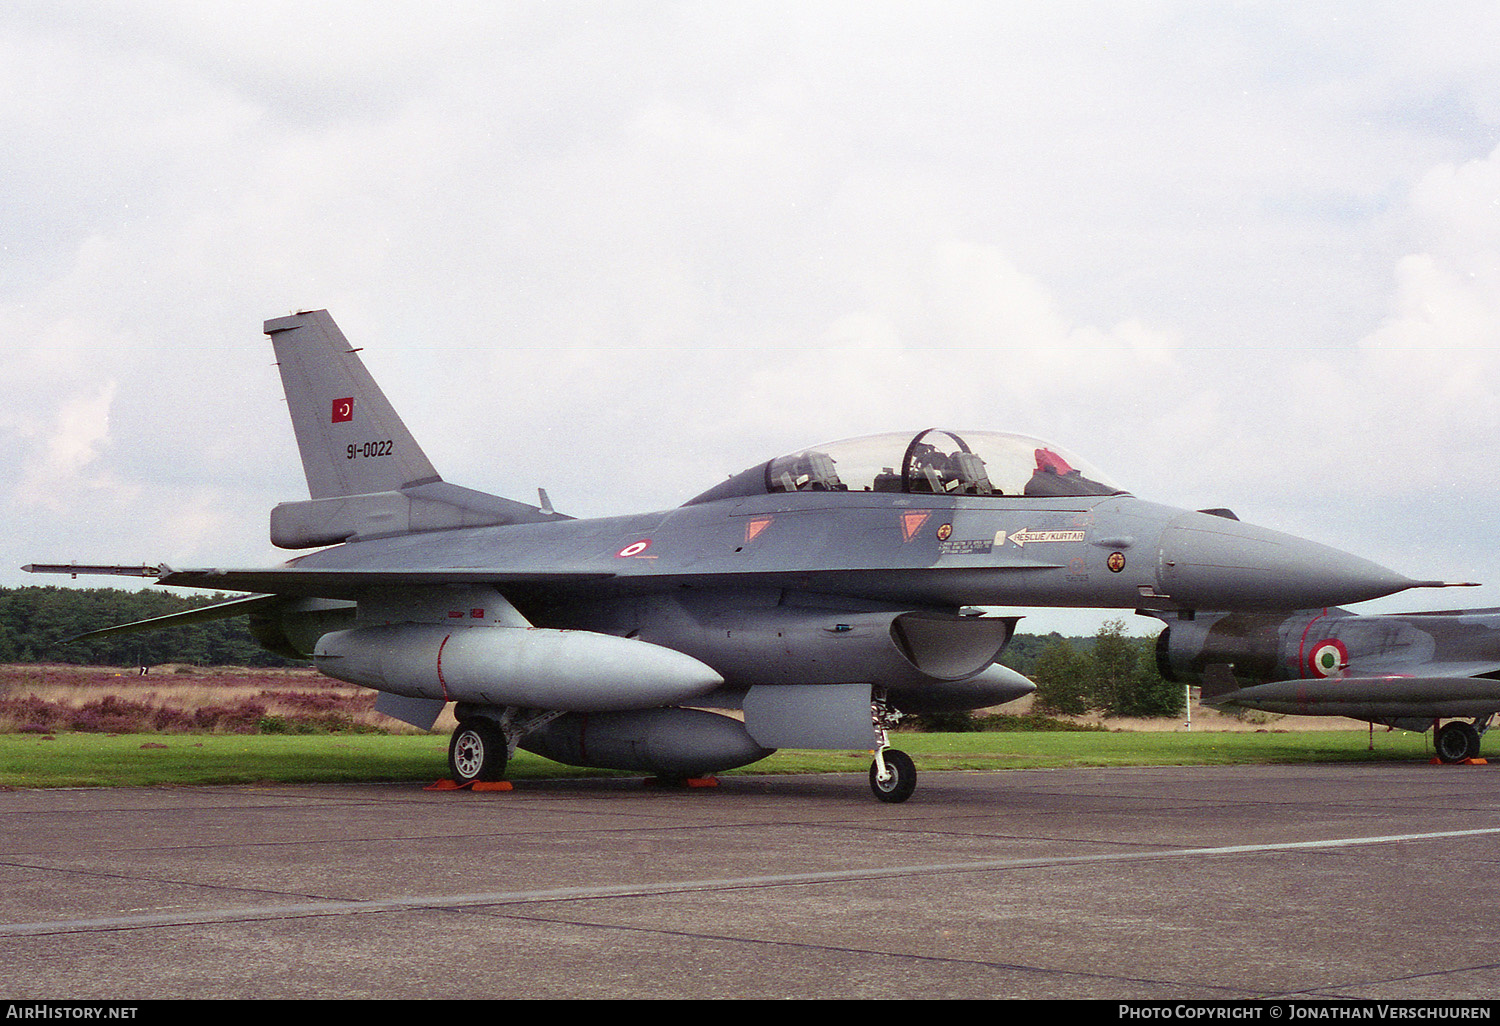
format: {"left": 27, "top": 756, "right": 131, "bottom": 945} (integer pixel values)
{"left": 264, "top": 310, "right": 559, "bottom": 549}
{"left": 265, "top": 310, "right": 439, "bottom": 499}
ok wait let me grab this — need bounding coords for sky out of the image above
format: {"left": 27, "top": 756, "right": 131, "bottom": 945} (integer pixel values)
{"left": 4, "top": 1, "right": 1500, "bottom": 637}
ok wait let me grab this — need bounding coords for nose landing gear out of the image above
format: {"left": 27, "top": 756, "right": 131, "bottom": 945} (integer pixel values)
{"left": 870, "top": 748, "right": 916, "bottom": 803}
{"left": 868, "top": 692, "right": 916, "bottom": 803}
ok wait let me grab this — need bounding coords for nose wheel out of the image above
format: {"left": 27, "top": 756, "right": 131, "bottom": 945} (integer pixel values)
{"left": 869, "top": 748, "right": 916, "bottom": 803}
{"left": 868, "top": 691, "right": 916, "bottom": 802}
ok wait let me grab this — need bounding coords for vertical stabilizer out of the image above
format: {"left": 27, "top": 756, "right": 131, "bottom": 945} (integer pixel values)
{"left": 265, "top": 310, "right": 440, "bottom": 499}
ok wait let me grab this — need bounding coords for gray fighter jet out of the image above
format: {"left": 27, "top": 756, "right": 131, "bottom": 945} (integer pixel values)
{"left": 24, "top": 311, "right": 1462, "bottom": 801}
{"left": 1156, "top": 607, "right": 1500, "bottom": 763}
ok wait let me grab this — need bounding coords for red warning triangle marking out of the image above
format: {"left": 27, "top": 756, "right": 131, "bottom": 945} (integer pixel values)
{"left": 901, "top": 511, "right": 930, "bottom": 541}
{"left": 745, "top": 517, "right": 773, "bottom": 543}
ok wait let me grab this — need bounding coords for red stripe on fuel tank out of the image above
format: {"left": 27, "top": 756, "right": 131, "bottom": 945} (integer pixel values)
{"left": 436, "top": 632, "right": 452, "bottom": 701}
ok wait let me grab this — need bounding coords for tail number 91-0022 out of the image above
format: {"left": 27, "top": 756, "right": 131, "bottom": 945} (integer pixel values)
{"left": 347, "top": 440, "right": 394, "bottom": 460}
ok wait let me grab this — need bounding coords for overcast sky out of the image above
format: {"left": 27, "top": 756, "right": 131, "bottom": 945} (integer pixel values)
{"left": 4, "top": 1, "right": 1499, "bottom": 636}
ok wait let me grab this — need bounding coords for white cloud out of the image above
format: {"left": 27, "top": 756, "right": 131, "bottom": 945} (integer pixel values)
{"left": 1274, "top": 144, "right": 1500, "bottom": 499}
{"left": 15, "top": 381, "right": 123, "bottom": 511}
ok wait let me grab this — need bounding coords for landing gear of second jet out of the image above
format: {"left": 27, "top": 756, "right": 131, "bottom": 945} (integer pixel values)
{"left": 449, "top": 719, "right": 508, "bottom": 783}
{"left": 869, "top": 748, "right": 916, "bottom": 803}
{"left": 1434, "top": 719, "right": 1484, "bottom": 764}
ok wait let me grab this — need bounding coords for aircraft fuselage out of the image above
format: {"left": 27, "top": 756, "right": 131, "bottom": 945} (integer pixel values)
{"left": 237, "top": 491, "right": 1423, "bottom": 617}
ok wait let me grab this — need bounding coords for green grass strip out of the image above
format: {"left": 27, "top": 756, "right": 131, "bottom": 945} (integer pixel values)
{"left": 0, "top": 728, "right": 1443, "bottom": 789}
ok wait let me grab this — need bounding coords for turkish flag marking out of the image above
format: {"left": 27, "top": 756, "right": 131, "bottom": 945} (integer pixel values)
{"left": 331, "top": 397, "right": 354, "bottom": 423}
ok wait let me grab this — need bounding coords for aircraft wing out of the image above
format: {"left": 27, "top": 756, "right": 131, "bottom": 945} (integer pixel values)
{"left": 156, "top": 567, "right": 617, "bottom": 598}
{"left": 150, "top": 563, "right": 1072, "bottom": 605}
{"left": 24, "top": 563, "right": 615, "bottom": 594}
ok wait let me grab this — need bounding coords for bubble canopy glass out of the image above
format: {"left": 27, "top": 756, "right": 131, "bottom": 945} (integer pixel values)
{"left": 687, "top": 430, "right": 1126, "bottom": 505}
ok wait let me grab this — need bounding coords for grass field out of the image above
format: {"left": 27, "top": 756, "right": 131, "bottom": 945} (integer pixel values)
{"left": 0, "top": 663, "right": 1453, "bottom": 788}
{"left": 0, "top": 724, "right": 1445, "bottom": 789}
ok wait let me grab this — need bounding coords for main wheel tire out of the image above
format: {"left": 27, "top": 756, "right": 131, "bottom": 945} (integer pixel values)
{"left": 869, "top": 749, "right": 917, "bottom": 803}
{"left": 449, "top": 721, "right": 508, "bottom": 783}
{"left": 1435, "top": 721, "right": 1482, "bottom": 764}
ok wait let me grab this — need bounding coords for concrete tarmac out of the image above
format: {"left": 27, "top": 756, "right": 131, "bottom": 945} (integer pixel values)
{"left": 1, "top": 762, "right": 1497, "bottom": 1000}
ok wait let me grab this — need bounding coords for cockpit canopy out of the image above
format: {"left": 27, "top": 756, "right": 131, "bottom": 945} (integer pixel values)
{"left": 687, "top": 429, "right": 1125, "bottom": 505}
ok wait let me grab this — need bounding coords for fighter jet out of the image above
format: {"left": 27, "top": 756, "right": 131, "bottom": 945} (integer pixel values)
{"left": 24, "top": 310, "right": 1461, "bottom": 801}
{"left": 1155, "top": 607, "right": 1500, "bottom": 763}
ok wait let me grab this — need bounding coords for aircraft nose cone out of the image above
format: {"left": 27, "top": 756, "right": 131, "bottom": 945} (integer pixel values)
{"left": 1156, "top": 514, "right": 1419, "bottom": 610}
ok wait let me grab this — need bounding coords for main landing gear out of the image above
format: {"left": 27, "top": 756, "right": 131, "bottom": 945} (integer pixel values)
{"left": 448, "top": 720, "right": 507, "bottom": 783}
{"left": 447, "top": 707, "right": 564, "bottom": 785}
{"left": 1434, "top": 717, "right": 1489, "bottom": 764}
{"left": 868, "top": 691, "right": 916, "bottom": 803}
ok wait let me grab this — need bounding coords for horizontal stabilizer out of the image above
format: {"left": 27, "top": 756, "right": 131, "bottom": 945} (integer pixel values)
{"left": 65, "top": 594, "right": 281, "bottom": 643}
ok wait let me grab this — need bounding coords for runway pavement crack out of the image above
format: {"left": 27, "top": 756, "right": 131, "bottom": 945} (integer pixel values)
{"left": 0, "top": 856, "right": 376, "bottom": 909}
{"left": 441, "top": 903, "right": 1262, "bottom": 999}
{"left": 1267, "top": 958, "right": 1500, "bottom": 1000}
